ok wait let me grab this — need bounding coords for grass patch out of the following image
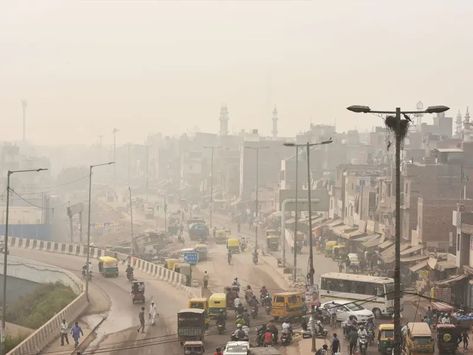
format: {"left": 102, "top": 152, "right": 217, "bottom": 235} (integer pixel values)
{"left": 6, "top": 282, "right": 76, "bottom": 329}
{"left": 5, "top": 335, "right": 26, "bottom": 353}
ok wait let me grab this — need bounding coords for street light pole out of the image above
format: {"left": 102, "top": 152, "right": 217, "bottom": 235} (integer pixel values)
{"left": 129, "top": 187, "right": 134, "bottom": 257}
{"left": 306, "top": 142, "right": 315, "bottom": 287}
{"left": 347, "top": 104, "right": 449, "bottom": 355}
{"left": 85, "top": 162, "right": 114, "bottom": 302}
{"left": 204, "top": 146, "right": 220, "bottom": 229}
{"left": 293, "top": 146, "right": 299, "bottom": 282}
{"left": 1, "top": 168, "right": 47, "bottom": 355}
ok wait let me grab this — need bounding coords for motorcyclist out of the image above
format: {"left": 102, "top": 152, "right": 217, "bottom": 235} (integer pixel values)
{"left": 315, "top": 320, "right": 325, "bottom": 336}
{"left": 227, "top": 250, "right": 232, "bottom": 264}
{"left": 358, "top": 324, "right": 368, "bottom": 338}
{"left": 232, "top": 324, "right": 246, "bottom": 340}
{"left": 242, "top": 309, "right": 251, "bottom": 326}
{"left": 267, "top": 321, "right": 278, "bottom": 343}
{"left": 232, "top": 278, "right": 240, "bottom": 292}
{"left": 256, "top": 324, "right": 267, "bottom": 346}
{"left": 260, "top": 286, "right": 269, "bottom": 298}
{"left": 214, "top": 347, "right": 223, "bottom": 355}
{"left": 234, "top": 296, "right": 241, "bottom": 309}
{"left": 216, "top": 310, "right": 226, "bottom": 329}
{"left": 126, "top": 264, "right": 134, "bottom": 280}
{"left": 282, "top": 319, "right": 292, "bottom": 335}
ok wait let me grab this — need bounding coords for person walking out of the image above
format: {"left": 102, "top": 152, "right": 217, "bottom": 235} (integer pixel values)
{"left": 331, "top": 333, "right": 340, "bottom": 354}
{"left": 149, "top": 301, "right": 158, "bottom": 325}
{"left": 60, "top": 319, "right": 69, "bottom": 346}
{"left": 137, "top": 306, "right": 146, "bottom": 333}
{"left": 348, "top": 327, "right": 358, "bottom": 355}
{"left": 71, "top": 322, "right": 83, "bottom": 347}
{"left": 203, "top": 271, "right": 209, "bottom": 288}
{"left": 463, "top": 330, "right": 469, "bottom": 349}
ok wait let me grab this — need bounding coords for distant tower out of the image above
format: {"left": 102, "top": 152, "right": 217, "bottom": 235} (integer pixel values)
{"left": 464, "top": 107, "right": 473, "bottom": 142}
{"left": 219, "top": 105, "right": 229, "bottom": 136}
{"left": 455, "top": 110, "right": 463, "bottom": 138}
{"left": 21, "top": 99, "right": 27, "bottom": 143}
{"left": 415, "top": 101, "right": 424, "bottom": 129}
{"left": 272, "top": 106, "right": 278, "bottom": 138}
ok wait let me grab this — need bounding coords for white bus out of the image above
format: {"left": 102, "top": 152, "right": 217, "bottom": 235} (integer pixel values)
{"left": 319, "top": 272, "right": 395, "bottom": 318}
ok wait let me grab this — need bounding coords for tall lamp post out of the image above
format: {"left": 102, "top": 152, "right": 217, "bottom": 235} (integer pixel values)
{"left": 204, "top": 146, "right": 221, "bottom": 229}
{"left": 282, "top": 144, "right": 300, "bottom": 280}
{"left": 284, "top": 139, "right": 332, "bottom": 287}
{"left": 129, "top": 186, "right": 134, "bottom": 258}
{"left": 245, "top": 145, "right": 269, "bottom": 261}
{"left": 85, "top": 162, "right": 114, "bottom": 301}
{"left": 2, "top": 168, "right": 47, "bottom": 354}
{"left": 347, "top": 104, "right": 449, "bottom": 355}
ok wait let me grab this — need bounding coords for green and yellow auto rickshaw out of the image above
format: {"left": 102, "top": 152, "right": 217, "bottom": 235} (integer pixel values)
{"left": 377, "top": 323, "right": 394, "bottom": 354}
{"left": 98, "top": 256, "right": 119, "bottom": 277}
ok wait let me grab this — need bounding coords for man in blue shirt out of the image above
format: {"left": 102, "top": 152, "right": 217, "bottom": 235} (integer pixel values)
{"left": 71, "top": 322, "right": 84, "bottom": 347}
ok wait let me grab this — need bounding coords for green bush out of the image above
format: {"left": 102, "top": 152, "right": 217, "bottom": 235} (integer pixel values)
{"left": 5, "top": 335, "right": 26, "bottom": 352}
{"left": 6, "top": 282, "right": 76, "bottom": 329}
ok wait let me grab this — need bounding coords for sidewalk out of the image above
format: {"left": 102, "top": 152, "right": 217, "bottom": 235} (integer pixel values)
{"left": 40, "top": 282, "right": 111, "bottom": 354}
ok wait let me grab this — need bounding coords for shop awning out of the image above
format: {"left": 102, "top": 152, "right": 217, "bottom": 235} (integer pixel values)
{"left": 331, "top": 224, "right": 353, "bottom": 236}
{"left": 381, "top": 245, "right": 395, "bottom": 264}
{"left": 362, "top": 235, "right": 384, "bottom": 248}
{"left": 400, "top": 245, "right": 424, "bottom": 257}
{"left": 378, "top": 240, "right": 394, "bottom": 250}
{"left": 341, "top": 230, "right": 365, "bottom": 240}
{"left": 355, "top": 234, "right": 379, "bottom": 243}
{"left": 409, "top": 260, "right": 429, "bottom": 273}
{"left": 437, "top": 260, "right": 458, "bottom": 272}
{"left": 435, "top": 274, "right": 468, "bottom": 287}
{"left": 327, "top": 219, "right": 343, "bottom": 227}
{"left": 401, "top": 255, "right": 429, "bottom": 263}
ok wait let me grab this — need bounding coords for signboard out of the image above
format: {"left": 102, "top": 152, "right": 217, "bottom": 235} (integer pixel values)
{"left": 183, "top": 251, "right": 199, "bottom": 265}
{"left": 279, "top": 189, "right": 329, "bottom": 211}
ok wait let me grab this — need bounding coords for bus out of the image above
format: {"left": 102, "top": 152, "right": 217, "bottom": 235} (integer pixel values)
{"left": 319, "top": 272, "right": 394, "bottom": 318}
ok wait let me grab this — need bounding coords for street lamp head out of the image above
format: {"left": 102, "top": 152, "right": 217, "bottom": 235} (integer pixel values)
{"left": 347, "top": 105, "right": 371, "bottom": 113}
{"left": 107, "top": 161, "right": 115, "bottom": 165}
{"left": 320, "top": 138, "right": 333, "bottom": 145}
{"left": 283, "top": 143, "right": 296, "bottom": 147}
{"left": 425, "top": 105, "right": 450, "bottom": 114}
{"left": 36, "top": 168, "right": 48, "bottom": 172}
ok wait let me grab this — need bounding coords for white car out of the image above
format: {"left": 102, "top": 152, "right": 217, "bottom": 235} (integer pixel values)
{"left": 223, "top": 341, "right": 250, "bottom": 355}
{"left": 321, "top": 300, "right": 374, "bottom": 323}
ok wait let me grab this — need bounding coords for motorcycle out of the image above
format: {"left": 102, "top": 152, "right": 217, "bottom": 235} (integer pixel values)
{"left": 359, "top": 335, "right": 368, "bottom": 355}
{"left": 367, "top": 328, "right": 375, "bottom": 345}
{"left": 217, "top": 323, "right": 225, "bottom": 335}
{"left": 280, "top": 331, "right": 292, "bottom": 346}
{"left": 313, "top": 325, "right": 328, "bottom": 338}
{"left": 127, "top": 272, "right": 134, "bottom": 282}
{"left": 251, "top": 305, "right": 258, "bottom": 319}
{"left": 82, "top": 268, "right": 92, "bottom": 281}
{"left": 252, "top": 253, "right": 258, "bottom": 265}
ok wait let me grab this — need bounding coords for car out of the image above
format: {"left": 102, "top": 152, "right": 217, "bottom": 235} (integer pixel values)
{"left": 321, "top": 300, "right": 374, "bottom": 323}
{"left": 223, "top": 341, "right": 250, "bottom": 355}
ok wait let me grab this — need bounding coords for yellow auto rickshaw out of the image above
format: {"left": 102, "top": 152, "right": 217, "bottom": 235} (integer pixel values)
{"left": 271, "top": 291, "right": 305, "bottom": 319}
{"left": 188, "top": 297, "right": 209, "bottom": 327}
{"left": 165, "top": 258, "right": 179, "bottom": 270}
{"left": 331, "top": 244, "right": 347, "bottom": 260}
{"left": 208, "top": 293, "right": 227, "bottom": 319}
{"left": 215, "top": 229, "right": 228, "bottom": 244}
{"left": 405, "top": 322, "right": 434, "bottom": 355}
{"left": 324, "top": 240, "right": 338, "bottom": 256}
{"left": 227, "top": 238, "right": 240, "bottom": 254}
{"left": 98, "top": 256, "right": 119, "bottom": 277}
{"left": 377, "top": 323, "right": 394, "bottom": 354}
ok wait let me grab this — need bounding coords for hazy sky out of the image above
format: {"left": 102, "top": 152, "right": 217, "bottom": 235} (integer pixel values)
{"left": 1, "top": 0, "right": 473, "bottom": 145}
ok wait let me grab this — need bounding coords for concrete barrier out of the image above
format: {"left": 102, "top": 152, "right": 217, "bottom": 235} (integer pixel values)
{"left": 8, "top": 292, "right": 88, "bottom": 355}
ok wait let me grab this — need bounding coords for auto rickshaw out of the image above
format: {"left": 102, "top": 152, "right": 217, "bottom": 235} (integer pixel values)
{"left": 331, "top": 244, "right": 347, "bottom": 260}
{"left": 405, "top": 322, "right": 434, "bottom": 355}
{"left": 377, "top": 323, "right": 394, "bottom": 354}
{"left": 266, "top": 234, "right": 280, "bottom": 251}
{"left": 131, "top": 281, "right": 145, "bottom": 304}
{"left": 271, "top": 291, "right": 305, "bottom": 320}
{"left": 188, "top": 297, "right": 209, "bottom": 328}
{"left": 324, "top": 240, "right": 338, "bottom": 256}
{"left": 98, "top": 256, "right": 119, "bottom": 277}
{"left": 215, "top": 229, "right": 228, "bottom": 244}
{"left": 208, "top": 293, "right": 227, "bottom": 319}
{"left": 165, "top": 258, "right": 180, "bottom": 270}
{"left": 194, "top": 244, "right": 208, "bottom": 261}
{"left": 437, "top": 324, "right": 459, "bottom": 354}
{"left": 183, "top": 341, "right": 205, "bottom": 355}
{"left": 227, "top": 238, "right": 240, "bottom": 254}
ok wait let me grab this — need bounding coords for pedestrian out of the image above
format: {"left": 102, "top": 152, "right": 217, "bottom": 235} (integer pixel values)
{"left": 338, "top": 261, "right": 343, "bottom": 273}
{"left": 463, "top": 330, "right": 469, "bottom": 349}
{"left": 348, "top": 327, "right": 358, "bottom": 355}
{"left": 331, "top": 333, "right": 340, "bottom": 354}
{"left": 149, "top": 301, "right": 158, "bottom": 325}
{"left": 60, "top": 319, "right": 69, "bottom": 346}
{"left": 137, "top": 306, "right": 145, "bottom": 333}
{"left": 203, "top": 270, "right": 209, "bottom": 288}
{"left": 214, "top": 347, "right": 223, "bottom": 355}
{"left": 70, "top": 322, "right": 83, "bottom": 347}
{"left": 315, "top": 344, "right": 328, "bottom": 355}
